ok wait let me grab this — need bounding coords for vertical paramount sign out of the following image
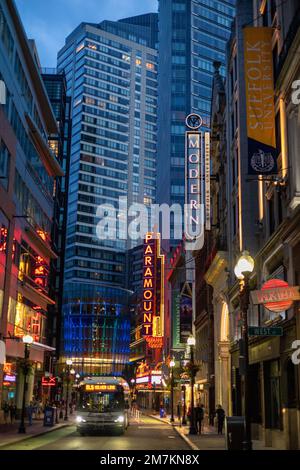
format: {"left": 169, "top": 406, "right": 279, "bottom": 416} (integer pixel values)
{"left": 142, "top": 233, "right": 164, "bottom": 345}
{"left": 244, "top": 27, "right": 277, "bottom": 175}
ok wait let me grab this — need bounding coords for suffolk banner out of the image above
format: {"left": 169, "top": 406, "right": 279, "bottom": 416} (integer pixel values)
{"left": 244, "top": 27, "right": 277, "bottom": 175}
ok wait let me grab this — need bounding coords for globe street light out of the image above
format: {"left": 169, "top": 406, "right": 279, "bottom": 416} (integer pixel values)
{"left": 18, "top": 334, "right": 34, "bottom": 433}
{"left": 187, "top": 335, "right": 197, "bottom": 435}
{"left": 234, "top": 251, "right": 254, "bottom": 451}
{"left": 169, "top": 359, "right": 175, "bottom": 423}
{"left": 64, "top": 359, "right": 73, "bottom": 421}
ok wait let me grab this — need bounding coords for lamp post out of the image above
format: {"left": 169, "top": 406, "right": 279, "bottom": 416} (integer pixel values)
{"left": 18, "top": 334, "right": 34, "bottom": 433}
{"left": 170, "top": 359, "right": 175, "bottom": 423}
{"left": 234, "top": 251, "right": 254, "bottom": 451}
{"left": 130, "top": 378, "right": 135, "bottom": 400}
{"left": 64, "top": 359, "right": 73, "bottom": 421}
{"left": 181, "top": 385, "right": 187, "bottom": 425}
{"left": 187, "top": 335, "right": 197, "bottom": 435}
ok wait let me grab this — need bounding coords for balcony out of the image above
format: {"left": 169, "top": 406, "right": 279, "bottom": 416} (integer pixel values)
{"left": 18, "top": 273, "right": 55, "bottom": 312}
{"left": 24, "top": 221, "right": 57, "bottom": 260}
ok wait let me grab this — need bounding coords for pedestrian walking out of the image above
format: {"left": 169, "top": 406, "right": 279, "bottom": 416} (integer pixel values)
{"left": 195, "top": 403, "right": 204, "bottom": 434}
{"left": 215, "top": 405, "right": 225, "bottom": 435}
{"left": 27, "top": 401, "right": 34, "bottom": 425}
{"left": 3, "top": 402, "right": 10, "bottom": 424}
{"left": 177, "top": 402, "right": 181, "bottom": 422}
{"left": 9, "top": 402, "right": 17, "bottom": 424}
{"left": 187, "top": 405, "right": 192, "bottom": 425}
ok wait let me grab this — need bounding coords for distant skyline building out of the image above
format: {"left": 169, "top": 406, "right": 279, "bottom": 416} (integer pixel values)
{"left": 157, "top": 0, "right": 236, "bottom": 243}
{"left": 57, "top": 14, "right": 158, "bottom": 375}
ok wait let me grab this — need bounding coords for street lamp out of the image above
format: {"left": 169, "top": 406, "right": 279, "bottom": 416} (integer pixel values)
{"left": 64, "top": 359, "right": 73, "bottom": 421}
{"left": 187, "top": 335, "right": 197, "bottom": 435}
{"left": 181, "top": 385, "right": 187, "bottom": 425}
{"left": 234, "top": 250, "right": 254, "bottom": 451}
{"left": 18, "top": 334, "right": 34, "bottom": 433}
{"left": 169, "top": 359, "right": 175, "bottom": 423}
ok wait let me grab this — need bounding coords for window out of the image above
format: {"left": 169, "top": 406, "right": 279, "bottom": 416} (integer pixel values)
{"left": 0, "top": 139, "right": 10, "bottom": 190}
{"left": 0, "top": 7, "right": 14, "bottom": 62}
{"left": 146, "top": 62, "right": 155, "bottom": 70}
{"left": 14, "top": 52, "right": 33, "bottom": 112}
{"left": 76, "top": 43, "right": 85, "bottom": 53}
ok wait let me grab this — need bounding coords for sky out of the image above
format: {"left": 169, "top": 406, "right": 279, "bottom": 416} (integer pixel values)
{"left": 15, "top": 0, "right": 158, "bottom": 67}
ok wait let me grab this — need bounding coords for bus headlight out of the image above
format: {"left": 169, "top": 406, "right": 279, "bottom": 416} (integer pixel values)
{"left": 114, "top": 415, "right": 124, "bottom": 423}
{"left": 76, "top": 416, "right": 86, "bottom": 423}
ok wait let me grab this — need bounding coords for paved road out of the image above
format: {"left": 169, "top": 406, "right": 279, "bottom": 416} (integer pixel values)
{"left": 0, "top": 415, "right": 190, "bottom": 451}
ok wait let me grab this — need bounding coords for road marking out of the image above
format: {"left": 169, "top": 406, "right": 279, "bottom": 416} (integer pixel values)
{"left": 137, "top": 426, "right": 167, "bottom": 429}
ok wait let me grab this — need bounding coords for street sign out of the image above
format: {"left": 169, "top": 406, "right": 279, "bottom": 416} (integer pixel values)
{"left": 250, "top": 280, "right": 300, "bottom": 312}
{"left": 248, "top": 326, "right": 283, "bottom": 336}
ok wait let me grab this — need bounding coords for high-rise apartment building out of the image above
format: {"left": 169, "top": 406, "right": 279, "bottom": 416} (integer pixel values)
{"left": 157, "top": 0, "right": 235, "bottom": 242}
{"left": 57, "top": 15, "right": 158, "bottom": 376}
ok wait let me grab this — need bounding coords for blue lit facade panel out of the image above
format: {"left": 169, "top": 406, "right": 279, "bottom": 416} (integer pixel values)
{"left": 62, "top": 283, "right": 131, "bottom": 376}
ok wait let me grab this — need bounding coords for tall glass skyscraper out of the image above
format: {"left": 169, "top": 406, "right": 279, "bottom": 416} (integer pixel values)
{"left": 57, "top": 14, "right": 158, "bottom": 376}
{"left": 157, "top": 0, "right": 235, "bottom": 242}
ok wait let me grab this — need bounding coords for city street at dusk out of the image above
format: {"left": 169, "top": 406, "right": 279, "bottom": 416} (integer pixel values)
{"left": 1, "top": 0, "right": 300, "bottom": 460}
{"left": 0, "top": 416, "right": 191, "bottom": 451}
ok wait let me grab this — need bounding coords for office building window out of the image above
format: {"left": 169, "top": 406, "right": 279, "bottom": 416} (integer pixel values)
{"left": 0, "top": 139, "right": 10, "bottom": 190}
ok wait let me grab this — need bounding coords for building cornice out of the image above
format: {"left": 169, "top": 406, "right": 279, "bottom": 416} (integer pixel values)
{"left": 204, "top": 251, "right": 228, "bottom": 286}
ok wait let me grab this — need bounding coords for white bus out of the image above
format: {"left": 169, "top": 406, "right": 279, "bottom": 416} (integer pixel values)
{"left": 76, "top": 377, "right": 130, "bottom": 435}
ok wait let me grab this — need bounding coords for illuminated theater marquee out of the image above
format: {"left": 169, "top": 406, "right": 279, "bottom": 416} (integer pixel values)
{"left": 142, "top": 233, "right": 164, "bottom": 347}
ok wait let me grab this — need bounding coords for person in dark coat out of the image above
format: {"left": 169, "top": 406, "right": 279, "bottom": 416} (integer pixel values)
{"left": 215, "top": 405, "right": 225, "bottom": 435}
{"left": 177, "top": 402, "right": 181, "bottom": 422}
{"left": 195, "top": 403, "right": 204, "bottom": 434}
{"left": 9, "top": 403, "right": 17, "bottom": 424}
{"left": 3, "top": 402, "right": 10, "bottom": 424}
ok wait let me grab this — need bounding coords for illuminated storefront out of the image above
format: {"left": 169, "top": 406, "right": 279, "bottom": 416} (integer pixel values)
{"left": 135, "top": 362, "right": 167, "bottom": 411}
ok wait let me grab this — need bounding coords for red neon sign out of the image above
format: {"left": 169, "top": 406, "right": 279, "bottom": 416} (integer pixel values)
{"left": 42, "top": 377, "right": 56, "bottom": 387}
{"left": 142, "top": 233, "right": 156, "bottom": 336}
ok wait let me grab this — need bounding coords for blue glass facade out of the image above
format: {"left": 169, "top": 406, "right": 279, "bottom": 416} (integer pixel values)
{"left": 57, "top": 15, "right": 158, "bottom": 374}
{"left": 63, "top": 283, "right": 131, "bottom": 376}
{"left": 157, "top": 0, "right": 235, "bottom": 242}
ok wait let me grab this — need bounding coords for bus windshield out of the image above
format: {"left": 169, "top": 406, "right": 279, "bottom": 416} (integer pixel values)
{"left": 78, "top": 390, "right": 125, "bottom": 413}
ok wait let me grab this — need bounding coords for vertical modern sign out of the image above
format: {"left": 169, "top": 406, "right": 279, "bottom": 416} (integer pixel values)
{"left": 244, "top": 27, "right": 277, "bottom": 175}
{"left": 184, "top": 114, "right": 210, "bottom": 250}
{"left": 204, "top": 132, "right": 211, "bottom": 230}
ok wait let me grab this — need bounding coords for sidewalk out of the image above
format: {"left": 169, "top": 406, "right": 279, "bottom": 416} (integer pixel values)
{"left": 0, "top": 419, "right": 72, "bottom": 448}
{"left": 149, "top": 413, "right": 277, "bottom": 451}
